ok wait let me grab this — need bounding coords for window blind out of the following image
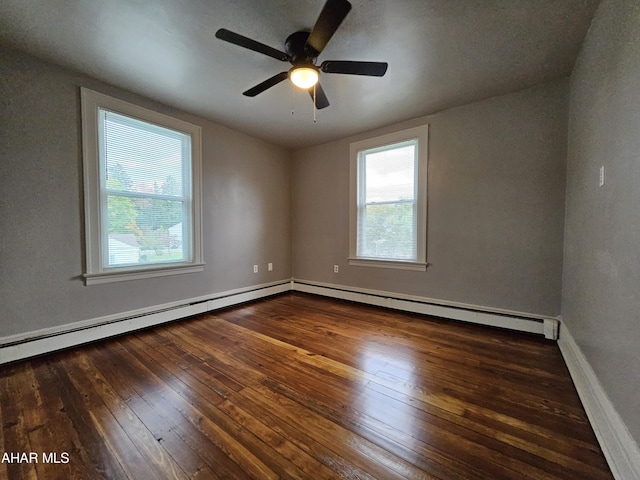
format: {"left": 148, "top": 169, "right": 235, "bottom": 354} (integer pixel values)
{"left": 99, "top": 109, "right": 193, "bottom": 268}
{"left": 357, "top": 140, "right": 418, "bottom": 260}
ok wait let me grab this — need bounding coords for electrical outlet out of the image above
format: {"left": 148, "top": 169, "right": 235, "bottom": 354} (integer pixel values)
{"left": 253, "top": 265, "right": 258, "bottom": 273}
{"left": 268, "top": 263, "right": 273, "bottom": 271}
{"left": 334, "top": 265, "right": 339, "bottom": 273}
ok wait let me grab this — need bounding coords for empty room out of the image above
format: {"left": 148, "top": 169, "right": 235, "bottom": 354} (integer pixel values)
{"left": 1, "top": 0, "right": 638, "bottom": 478}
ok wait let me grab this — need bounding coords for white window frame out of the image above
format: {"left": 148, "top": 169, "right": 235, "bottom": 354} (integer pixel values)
{"left": 349, "top": 125, "right": 428, "bottom": 271}
{"left": 81, "top": 87, "right": 203, "bottom": 285}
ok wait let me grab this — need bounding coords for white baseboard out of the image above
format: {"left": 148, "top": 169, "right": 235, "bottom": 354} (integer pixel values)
{"left": 558, "top": 322, "right": 640, "bottom": 480}
{"left": 292, "top": 279, "right": 558, "bottom": 339}
{"left": 0, "top": 280, "right": 291, "bottom": 365}
{"left": 0, "top": 278, "right": 559, "bottom": 366}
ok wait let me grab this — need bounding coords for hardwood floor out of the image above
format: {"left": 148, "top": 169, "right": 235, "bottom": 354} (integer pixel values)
{"left": 0, "top": 293, "right": 613, "bottom": 479}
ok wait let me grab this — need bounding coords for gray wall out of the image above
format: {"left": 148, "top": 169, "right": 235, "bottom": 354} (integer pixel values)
{"left": 292, "top": 81, "right": 568, "bottom": 317}
{"left": 563, "top": 0, "right": 640, "bottom": 444}
{"left": 2, "top": 5, "right": 638, "bottom": 450}
{"left": 0, "top": 49, "right": 292, "bottom": 338}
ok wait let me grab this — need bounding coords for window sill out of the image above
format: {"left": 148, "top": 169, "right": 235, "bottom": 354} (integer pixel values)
{"left": 84, "top": 263, "right": 205, "bottom": 285}
{"left": 348, "top": 258, "right": 428, "bottom": 271}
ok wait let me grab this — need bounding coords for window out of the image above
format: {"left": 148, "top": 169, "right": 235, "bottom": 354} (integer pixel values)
{"left": 81, "top": 88, "right": 203, "bottom": 285}
{"left": 349, "top": 125, "right": 428, "bottom": 270}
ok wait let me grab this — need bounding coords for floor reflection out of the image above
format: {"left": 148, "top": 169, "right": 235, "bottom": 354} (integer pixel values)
{"left": 355, "top": 341, "right": 424, "bottom": 448}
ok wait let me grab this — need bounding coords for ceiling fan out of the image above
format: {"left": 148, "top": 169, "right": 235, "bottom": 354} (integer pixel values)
{"left": 215, "top": 0, "right": 388, "bottom": 109}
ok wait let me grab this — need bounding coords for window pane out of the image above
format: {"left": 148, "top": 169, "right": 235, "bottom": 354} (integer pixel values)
{"left": 359, "top": 202, "right": 416, "bottom": 259}
{"left": 357, "top": 139, "right": 418, "bottom": 261}
{"left": 102, "top": 110, "right": 188, "bottom": 197}
{"left": 364, "top": 144, "right": 415, "bottom": 203}
{"left": 106, "top": 195, "right": 187, "bottom": 267}
{"left": 99, "top": 109, "right": 192, "bottom": 269}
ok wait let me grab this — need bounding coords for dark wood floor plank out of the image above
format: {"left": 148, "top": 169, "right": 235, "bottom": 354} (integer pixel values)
{"left": 224, "top": 297, "right": 583, "bottom": 415}
{"left": 0, "top": 363, "right": 39, "bottom": 480}
{"left": 89, "top": 342, "right": 225, "bottom": 480}
{"left": 40, "top": 356, "right": 132, "bottom": 479}
{"left": 217, "top": 396, "right": 343, "bottom": 480}
{"left": 0, "top": 292, "right": 614, "bottom": 479}
{"left": 108, "top": 338, "right": 291, "bottom": 480}
{"left": 221, "top": 296, "right": 596, "bottom": 442}
{"left": 222, "top": 383, "right": 381, "bottom": 480}
{"left": 243, "top": 384, "right": 409, "bottom": 480}
{"left": 221, "top": 301, "right": 580, "bottom": 444}
{"left": 51, "top": 351, "right": 169, "bottom": 480}
{"left": 194, "top": 321, "right": 513, "bottom": 478}
{"left": 216, "top": 294, "right": 612, "bottom": 479}
{"left": 152, "top": 322, "right": 267, "bottom": 388}
{"left": 94, "top": 340, "right": 254, "bottom": 480}
{"left": 259, "top": 376, "right": 489, "bottom": 480}
{"left": 63, "top": 348, "right": 190, "bottom": 480}
{"left": 262, "top": 375, "right": 564, "bottom": 480}
{"left": 128, "top": 334, "right": 232, "bottom": 403}
{"left": 25, "top": 358, "right": 106, "bottom": 480}
{"left": 185, "top": 318, "right": 486, "bottom": 478}
{"left": 231, "top": 295, "right": 539, "bottom": 368}
{"left": 362, "top": 379, "right": 607, "bottom": 480}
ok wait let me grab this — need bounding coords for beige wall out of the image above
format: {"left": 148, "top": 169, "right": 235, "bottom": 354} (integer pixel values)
{"left": 0, "top": 48, "right": 292, "bottom": 337}
{"left": 563, "top": 0, "right": 640, "bottom": 444}
{"left": 292, "top": 80, "right": 568, "bottom": 317}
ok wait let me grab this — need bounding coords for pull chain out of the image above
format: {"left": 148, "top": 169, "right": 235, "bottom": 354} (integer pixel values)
{"left": 290, "top": 82, "right": 319, "bottom": 122}
{"left": 313, "top": 84, "right": 317, "bottom": 123}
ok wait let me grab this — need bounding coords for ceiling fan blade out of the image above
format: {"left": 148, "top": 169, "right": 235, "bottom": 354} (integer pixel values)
{"left": 243, "top": 72, "right": 289, "bottom": 97}
{"left": 306, "top": 0, "right": 352, "bottom": 56}
{"left": 321, "top": 60, "right": 388, "bottom": 76}
{"left": 309, "top": 83, "right": 330, "bottom": 109}
{"left": 216, "top": 28, "right": 290, "bottom": 61}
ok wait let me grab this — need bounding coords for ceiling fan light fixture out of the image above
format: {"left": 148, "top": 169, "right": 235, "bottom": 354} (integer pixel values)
{"left": 216, "top": 0, "right": 386, "bottom": 110}
{"left": 289, "top": 66, "right": 319, "bottom": 89}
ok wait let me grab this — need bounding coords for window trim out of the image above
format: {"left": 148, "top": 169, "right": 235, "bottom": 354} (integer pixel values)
{"left": 349, "top": 124, "right": 429, "bottom": 271}
{"left": 80, "top": 87, "right": 204, "bottom": 285}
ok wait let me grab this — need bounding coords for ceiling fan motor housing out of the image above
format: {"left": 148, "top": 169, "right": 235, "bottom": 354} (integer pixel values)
{"left": 285, "top": 31, "right": 317, "bottom": 66}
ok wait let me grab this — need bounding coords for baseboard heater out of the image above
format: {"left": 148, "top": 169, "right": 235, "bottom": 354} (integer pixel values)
{"left": 291, "top": 280, "right": 559, "bottom": 340}
{"left": 1, "top": 279, "right": 558, "bottom": 365}
{"left": 0, "top": 281, "right": 291, "bottom": 365}
{"left": 0, "top": 302, "right": 209, "bottom": 365}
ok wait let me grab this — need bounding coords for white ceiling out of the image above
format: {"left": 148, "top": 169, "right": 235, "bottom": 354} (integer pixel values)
{"left": 0, "top": 0, "right": 600, "bottom": 150}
